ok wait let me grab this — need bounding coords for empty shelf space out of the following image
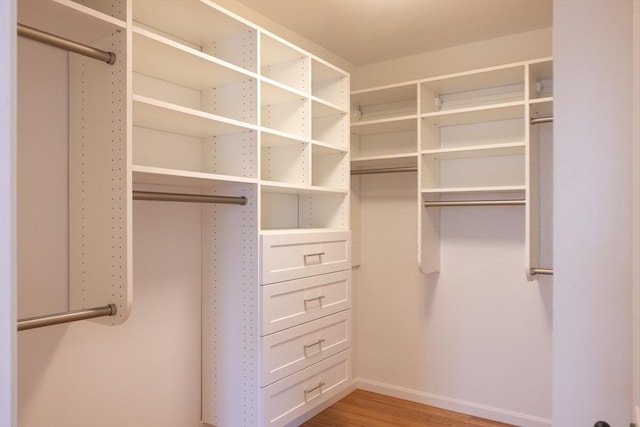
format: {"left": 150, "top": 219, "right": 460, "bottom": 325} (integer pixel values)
{"left": 421, "top": 142, "right": 525, "bottom": 160}
{"left": 133, "top": 165, "right": 257, "bottom": 188}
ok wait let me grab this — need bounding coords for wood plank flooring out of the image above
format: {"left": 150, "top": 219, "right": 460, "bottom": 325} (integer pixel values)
{"left": 301, "top": 390, "right": 515, "bottom": 427}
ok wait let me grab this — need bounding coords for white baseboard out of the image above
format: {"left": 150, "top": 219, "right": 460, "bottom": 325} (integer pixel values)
{"left": 635, "top": 405, "right": 640, "bottom": 426}
{"left": 354, "top": 378, "right": 552, "bottom": 427}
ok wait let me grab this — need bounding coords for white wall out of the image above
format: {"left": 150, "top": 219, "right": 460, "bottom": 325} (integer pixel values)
{"left": 17, "top": 39, "right": 203, "bottom": 427}
{"left": 553, "top": 1, "right": 635, "bottom": 426}
{"left": 352, "top": 27, "right": 551, "bottom": 91}
{"left": 351, "top": 31, "right": 553, "bottom": 426}
{"left": 0, "top": 1, "right": 17, "bottom": 426}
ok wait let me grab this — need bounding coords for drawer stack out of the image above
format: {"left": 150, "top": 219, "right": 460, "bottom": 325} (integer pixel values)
{"left": 260, "top": 230, "right": 352, "bottom": 426}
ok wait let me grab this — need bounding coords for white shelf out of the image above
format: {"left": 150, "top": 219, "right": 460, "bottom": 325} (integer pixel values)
{"left": 260, "top": 181, "right": 348, "bottom": 195}
{"left": 19, "top": 0, "right": 126, "bottom": 44}
{"left": 351, "top": 116, "right": 418, "bottom": 136}
{"left": 421, "top": 185, "right": 526, "bottom": 195}
{"left": 133, "top": 0, "right": 257, "bottom": 72}
{"left": 133, "top": 94, "right": 255, "bottom": 138}
{"left": 133, "top": 165, "right": 257, "bottom": 188}
{"left": 351, "top": 154, "right": 418, "bottom": 170}
{"left": 421, "top": 142, "right": 525, "bottom": 160}
{"left": 132, "top": 26, "right": 256, "bottom": 90}
{"left": 421, "top": 101, "right": 525, "bottom": 127}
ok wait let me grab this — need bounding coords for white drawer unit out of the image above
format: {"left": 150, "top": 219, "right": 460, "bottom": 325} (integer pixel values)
{"left": 261, "top": 349, "right": 351, "bottom": 427}
{"left": 260, "top": 230, "right": 351, "bottom": 284}
{"left": 261, "top": 310, "right": 351, "bottom": 386}
{"left": 260, "top": 270, "right": 350, "bottom": 335}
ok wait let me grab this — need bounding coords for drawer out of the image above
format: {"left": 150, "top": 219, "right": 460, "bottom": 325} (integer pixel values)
{"left": 261, "top": 310, "right": 351, "bottom": 386}
{"left": 262, "top": 349, "right": 351, "bottom": 427}
{"left": 260, "top": 270, "right": 350, "bottom": 335}
{"left": 260, "top": 230, "right": 350, "bottom": 284}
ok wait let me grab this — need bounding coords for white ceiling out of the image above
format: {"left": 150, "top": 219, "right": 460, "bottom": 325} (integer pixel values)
{"left": 236, "top": 0, "right": 552, "bottom": 66}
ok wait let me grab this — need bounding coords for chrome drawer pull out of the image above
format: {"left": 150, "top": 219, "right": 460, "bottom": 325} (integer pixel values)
{"left": 303, "top": 252, "right": 325, "bottom": 259}
{"left": 304, "top": 381, "right": 325, "bottom": 395}
{"left": 303, "top": 295, "right": 325, "bottom": 304}
{"left": 303, "top": 338, "right": 326, "bottom": 349}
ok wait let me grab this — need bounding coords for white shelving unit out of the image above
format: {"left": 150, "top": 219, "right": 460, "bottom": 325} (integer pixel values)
{"left": 131, "top": 1, "right": 350, "bottom": 426}
{"left": 350, "top": 58, "right": 553, "bottom": 279}
{"left": 18, "top": 0, "right": 132, "bottom": 325}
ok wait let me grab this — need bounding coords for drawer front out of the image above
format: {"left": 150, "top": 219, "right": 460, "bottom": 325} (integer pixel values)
{"left": 261, "top": 270, "right": 350, "bottom": 335}
{"left": 262, "top": 349, "right": 351, "bottom": 427}
{"left": 261, "top": 310, "right": 351, "bottom": 386}
{"left": 261, "top": 231, "right": 350, "bottom": 284}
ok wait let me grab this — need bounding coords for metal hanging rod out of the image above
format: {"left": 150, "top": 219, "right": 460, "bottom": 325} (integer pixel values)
{"left": 531, "top": 268, "right": 554, "bottom": 275}
{"left": 424, "top": 199, "right": 525, "bottom": 208}
{"left": 133, "top": 190, "right": 247, "bottom": 205}
{"left": 18, "top": 304, "right": 117, "bottom": 331}
{"left": 530, "top": 116, "right": 553, "bottom": 125}
{"left": 17, "top": 23, "right": 116, "bottom": 65}
{"left": 351, "top": 166, "right": 417, "bottom": 176}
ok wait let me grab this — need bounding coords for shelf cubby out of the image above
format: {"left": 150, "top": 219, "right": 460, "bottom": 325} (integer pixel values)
{"left": 311, "top": 145, "right": 348, "bottom": 189}
{"left": 261, "top": 81, "right": 309, "bottom": 138}
{"left": 260, "top": 132, "right": 310, "bottom": 185}
{"left": 528, "top": 58, "right": 553, "bottom": 100}
{"left": 351, "top": 83, "right": 417, "bottom": 123}
{"left": 260, "top": 189, "right": 348, "bottom": 231}
{"left": 312, "top": 100, "right": 348, "bottom": 147}
{"left": 261, "top": 33, "right": 309, "bottom": 93}
{"left": 312, "top": 59, "right": 348, "bottom": 110}
{"left": 420, "top": 65, "right": 525, "bottom": 113}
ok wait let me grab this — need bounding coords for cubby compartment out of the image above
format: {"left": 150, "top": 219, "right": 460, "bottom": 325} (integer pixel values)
{"left": 261, "top": 81, "right": 310, "bottom": 138}
{"left": 261, "top": 33, "right": 309, "bottom": 93}
{"left": 261, "top": 132, "right": 310, "bottom": 186}
{"left": 133, "top": 126, "right": 257, "bottom": 181}
{"left": 312, "top": 59, "right": 348, "bottom": 109}
{"left": 70, "top": 0, "right": 126, "bottom": 21}
{"left": 351, "top": 83, "right": 417, "bottom": 123}
{"left": 351, "top": 126, "right": 417, "bottom": 159}
{"left": 261, "top": 189, "right": 349, "bottom": 230}
{"left": 133, "top": 0, "right": 257, "bottom": 73}
{"left": 311, "top": 145, "right": 348, "bottom": 189}
{"left": 528, "top": 59, "right": 553, "bottom": 100}
{"left": 312, "top": 101, "right": 348, "bottom": 147}
{"left": 420, "top": 65, "right": 525, "bottom": 113}
{"left": 421, "top": 152, "right": 525, "bottom": 192}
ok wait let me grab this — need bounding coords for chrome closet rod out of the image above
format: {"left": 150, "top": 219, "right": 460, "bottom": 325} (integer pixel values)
{"left": 351, "top": 166, "right": 417, "bottom": 175}
{"left": 531, "top": 268, "right": 554, "bottom": 275}
{"left": 133, "top": 190, "right": 247, "bottom": 205}
{"left": 17, "top": 23, "right": 116, "bottom": 65}
{"left": 18, "top": 304, "right": 117, "bottom": 331}
{"left": 530, "top": 116, "right": 553, "bottom": 125}
{"left": 424, "top": 199, "right": 525, "bottom": 207}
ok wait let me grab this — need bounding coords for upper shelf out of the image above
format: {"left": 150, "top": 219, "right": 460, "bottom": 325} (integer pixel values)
{"left": 132, "top": 0, "right": 257, "bottom": 73}
{"left": 19, "top": 0, "right": 126, "bottom": 44}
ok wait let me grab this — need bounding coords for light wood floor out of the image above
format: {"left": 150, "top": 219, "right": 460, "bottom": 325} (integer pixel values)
{"left": 301, "top": 390, "right": 515, "bottom": 427}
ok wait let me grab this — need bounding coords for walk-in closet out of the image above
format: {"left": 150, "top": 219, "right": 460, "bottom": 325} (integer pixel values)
{"left": 2, "top": 1, "right": 638, "bottom": 427}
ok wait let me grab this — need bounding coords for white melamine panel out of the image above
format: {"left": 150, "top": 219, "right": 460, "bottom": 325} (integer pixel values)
{"left": 422, "top": 154, "right": 525, "bottom": 190}
{"left": 260, "top": 230, "right": 350, "bottom": 284}
{"left": 0, "top": 1, "right": 14, "bottom": 424}
{"left": 260, "top": 189, "right": 349, "bottom": 231}
{"left": 202, "top": 182, "right": 259, "bottom": 427}
{"left": 261, "top": 82, "right": 309, "bottom": 138}
{"left": 351, "top": 83, "right": 418, "bottom": 122}
{"left": 68, "top": 30, "right": 131, "bottom": 324}
{"left": 298, "top": 193, "right": 349, "bottom": 230}
{"left": 351, "top": 116, "right": 417, "bottom": 136}
{"left": 528, "top": 59, "right": 553, "bottom": 100}
{"left": 262, "top": 350, "right": 351, "bottom": 427}
{"left": 260, "top": 270, "right": 350, "bottom": 335}
{"left": 421, "top": 102, "right": 525, "bottom": 128}
{"left": 132, "top": 0, "right": 257, "bottom": 72}
{"left": 261, "top": 310, "right": 350, "bottom": 385}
